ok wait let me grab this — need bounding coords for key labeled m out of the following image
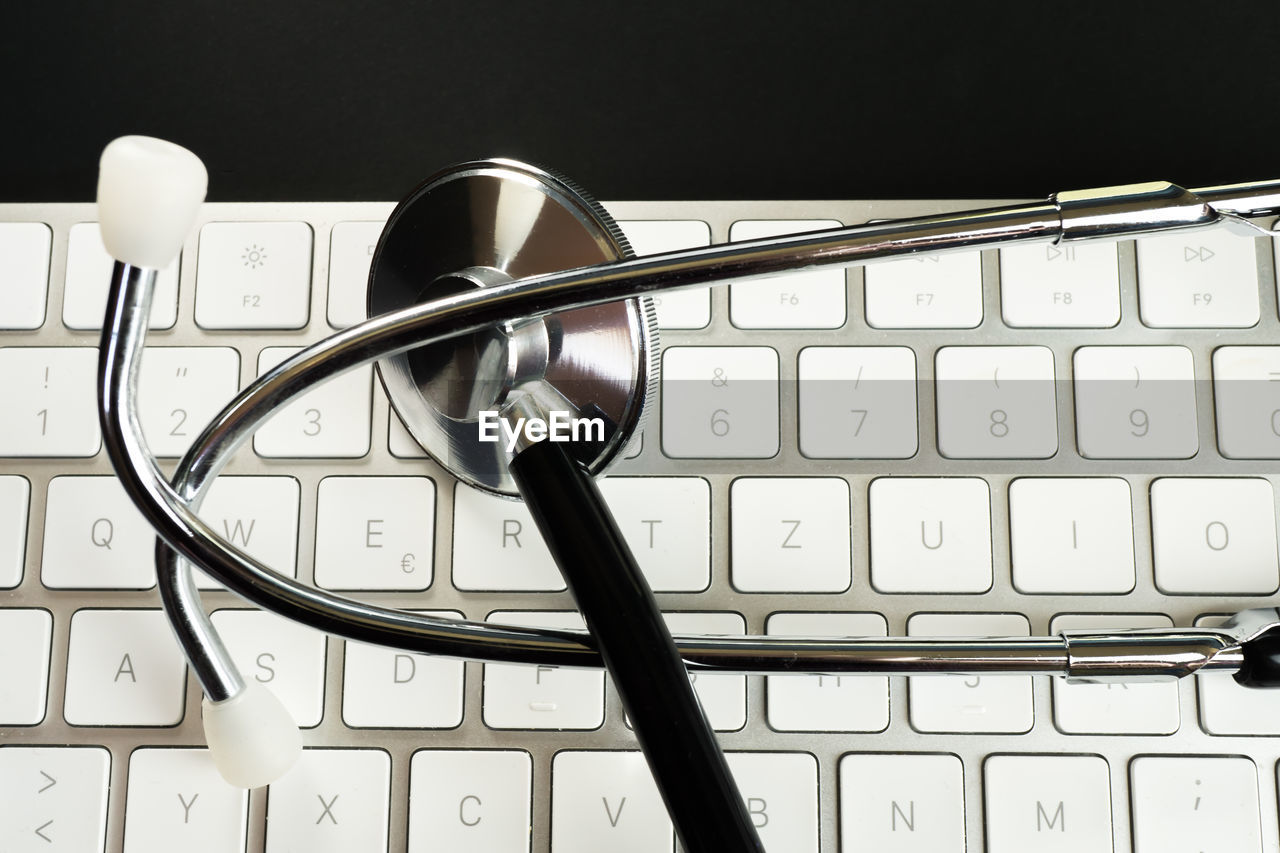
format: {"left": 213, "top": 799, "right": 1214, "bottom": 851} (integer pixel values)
{"left": 1036, "top": 800, "right": 1065, "bottom": 831}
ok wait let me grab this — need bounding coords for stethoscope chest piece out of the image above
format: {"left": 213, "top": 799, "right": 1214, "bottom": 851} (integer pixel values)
{"left": 367, "top": 159, "right": 657, "bottom": 496}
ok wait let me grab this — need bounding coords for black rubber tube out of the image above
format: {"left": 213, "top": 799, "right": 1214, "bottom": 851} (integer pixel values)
{"left": 509, "top": 438, "right": 765, "bottom": 853}
{"left": 1237, "top": 628, "right": 1280, "bottom": 688}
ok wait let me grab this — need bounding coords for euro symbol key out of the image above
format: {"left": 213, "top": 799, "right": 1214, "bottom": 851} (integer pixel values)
{"left": 400, "top": 553, "right": 415, "bottom": 573}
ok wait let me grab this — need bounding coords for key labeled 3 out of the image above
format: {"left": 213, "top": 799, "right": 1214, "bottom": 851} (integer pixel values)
{"left": 255, "top": 347, "right": 372, "bottom": 457}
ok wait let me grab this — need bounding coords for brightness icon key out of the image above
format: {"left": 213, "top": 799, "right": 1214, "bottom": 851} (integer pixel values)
{"left": 241, "top": 242, "right": 268, "bottom": 268}
{"left": 195, "top": 221, "right": 313, "bottom": 329}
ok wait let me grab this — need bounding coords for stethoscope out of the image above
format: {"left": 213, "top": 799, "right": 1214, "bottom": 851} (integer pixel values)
{"left": 94, "top": 135, "right": 1280, "bottom": 852}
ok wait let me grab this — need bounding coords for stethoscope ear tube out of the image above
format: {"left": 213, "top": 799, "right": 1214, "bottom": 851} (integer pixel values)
{"left": 508, "top": 436, "right": 765, "bottom": 853}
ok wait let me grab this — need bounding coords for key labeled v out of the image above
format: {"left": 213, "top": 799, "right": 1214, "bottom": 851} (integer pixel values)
{"left": 602, "top": 796, "right": 626, "bottom": 827}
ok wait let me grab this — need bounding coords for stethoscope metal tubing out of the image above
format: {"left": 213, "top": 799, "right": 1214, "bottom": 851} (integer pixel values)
{"left": 100, "top": 179, "right": 1280, "bottom": 706}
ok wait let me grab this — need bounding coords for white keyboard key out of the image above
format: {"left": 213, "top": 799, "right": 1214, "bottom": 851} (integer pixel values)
{"left": 864, "top": 251, "right": 983, "bottom": 329}
{"left": 729, "top": 220, "right": 845, "bottom": 328}
{"left": 0, "top": 222, "right": 50, "bottom": 329}
{"left": 42, "top": 476, "right": 156, "bottom": 589}
{"left": 343, "top": 611, "right": 464, "bottom": 728}
{"left": 483, "top": 611, "right": 602, "bottom": 729}
{"left": 726, "top": 752, "right": 819, "bottom": 853}
{"left": 0, "top": 475, "right": 29, "bottom": 587}
{"left": 64, "top": 609, "right": 187, "bottom": 725}
{"left": 0, "top": 347, "right": 102, "bottom": 457}
{"left": 0, "top": 746, "right": 110, "bottom": 853}
{"left": 908, "top": 612, "right": 1032, "bottom": 733}
{"left": 935, "top": 346, "right": 1057, "bottom": 458}
{"left": 265, "top": 749, "right": 390, "bottom": 853}
{"left": 1197, "top": 614, "right": 1280, "bottom": 735}
{"left": 766, "top": 613, "right": 888, "bottom": 732}
{"left": 798, "top": 346, "right": 918, "bottom": 459}
{"left": 388, "top": 409, "right": 428, "bottom": 458}
{"left": 1213, "top": 346, "right": 1280, "bottom": 458}
{"left": 730, "top": 477, "right": 851, "bottom": 592}
{"left": 64, "top": 222, "right": 180, "bottom": 329}
{"left": 984, "top": 755, "right": 1112, "bottom": 853}
{"left": 452, "top": 483, "right": 565, "bottom": 591}
{"left": 314, "top": 476, "right": 435, "bottom": 591}
{"left": 1073, "top": 345, "right": 1198, "bottom": 458}
{"left": 1000, "top": 240, "right": 1121, "bottom": 327}
{"left": 551, "top": 751, "right": 671, "bottom": 852}
{"left": 840, "top": 753, "right": 964, "bottom": 853}
{"left": 255, "top": 347, "right": 372, "bottom": 457}
{"left": 193, "top": 476, "right": 300, "bottom": 589}
{"left": 661, "top": 346, "right": 779, "bottom": 458}
{"left": 327, "top": 220, "right": 385, "bottom": 328}
{"left": 1009, "top": 478, "right": 1135, "bottom": 594}
{"left": 136, "top": 346, "right": 240, "bottom": 458}
{"left": 123, "top": 749, "right": 248, "bottom": 853}
{"left": 1131, "top": 756, "right": 1262, "bottom": 853}
{"left": 597, "top": 477, "right": 710, "bottom": 592}
{"left": 0, "top": 609, "right": 51, "bottom": 725}
{"left": 1051, "top": 614, "right": 1179, "bottom": 735}
{"left": 409, "top": 750, "right": 531, "bottom": 852}
{"left": 210, "top": 609, "right": 327, "bottom": 727}
{"left": 869, "top": 478, "right": 991, "bottom": 593}
{"left": 1151, "top": 477, "right": 1279, "bottom": 594}
{"left": 1137, "top": 229, "right": 1260, "bottom": 327}
{"left": 617, "top": 219, "right": 713, "bottom": 329}
{"left": 196, "top": 221, "right": 313, "bottom": 329}
{"left": 664, "top": 612, "right": 745, "bottom": 731}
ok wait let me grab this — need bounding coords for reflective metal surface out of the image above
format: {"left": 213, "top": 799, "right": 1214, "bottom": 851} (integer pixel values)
{"left": 367, "top": 159, "right": 658, "bottom": 495}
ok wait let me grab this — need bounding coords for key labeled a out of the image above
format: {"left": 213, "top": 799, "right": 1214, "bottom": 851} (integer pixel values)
{"left": 64, "top": 610, "right": 187, "bottom": 726}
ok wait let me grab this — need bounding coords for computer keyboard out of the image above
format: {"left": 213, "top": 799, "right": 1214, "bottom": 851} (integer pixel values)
{"left": 1, "top": 197, "right": 1279, "bottom": 852}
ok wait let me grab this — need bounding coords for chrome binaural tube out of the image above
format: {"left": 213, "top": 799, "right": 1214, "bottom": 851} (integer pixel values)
{"left": 98, "top": 179, "right": 1280, "bottom": 706}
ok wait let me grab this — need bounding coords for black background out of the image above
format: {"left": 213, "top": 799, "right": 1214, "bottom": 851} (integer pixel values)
{"left": 4, "top": 2, "right": 1278, "bottom": 202}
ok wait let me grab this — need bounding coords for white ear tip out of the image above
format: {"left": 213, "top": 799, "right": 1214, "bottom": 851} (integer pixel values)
{"left": 97, "top": 135, "right": 207, "bottom": 269}
{"left": 202, "top": 683, "right": 302, "bottom": 789}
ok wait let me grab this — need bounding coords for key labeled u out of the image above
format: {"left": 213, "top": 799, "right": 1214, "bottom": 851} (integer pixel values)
{"left": 921, "top": 520, "right": 944, "bottom": 550}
